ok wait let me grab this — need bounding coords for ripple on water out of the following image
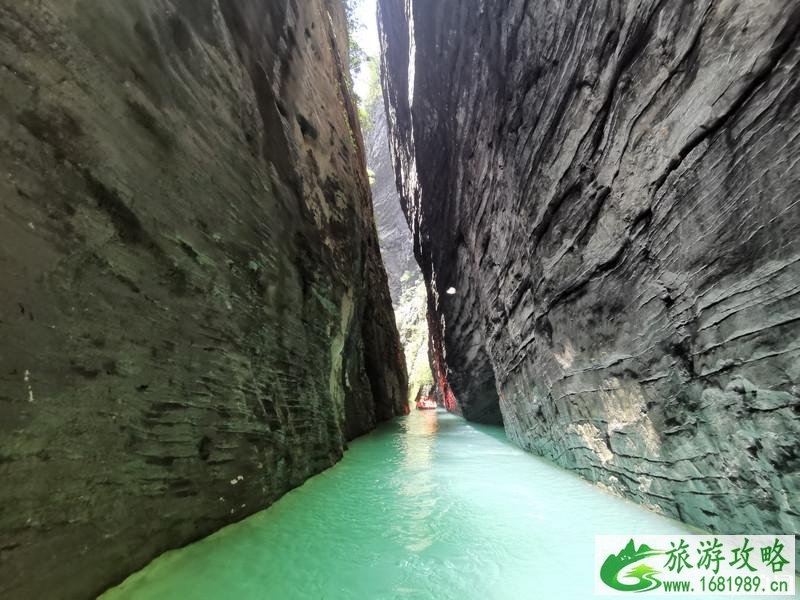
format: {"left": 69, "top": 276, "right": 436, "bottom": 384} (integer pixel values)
{"left": 101, "top": 409, "right": 794, "bottom": 600}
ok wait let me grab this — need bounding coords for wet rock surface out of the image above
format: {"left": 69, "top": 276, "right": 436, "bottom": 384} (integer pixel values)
{"left": 0, "top": 1, "right": 406, "bottom": 598}
{"left": 379, "top": 0, "right": 800, "bottom": 539}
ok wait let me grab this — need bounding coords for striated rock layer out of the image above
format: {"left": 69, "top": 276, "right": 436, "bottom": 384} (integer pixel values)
{"left": 365, "top": 90, "right": 431, "bottom": 401}
{"left": 366, "top": 97, "right": 419, "bottom": 305}
{"left": 379, "top": 0, "right": 800, "bottom": 539}
{"left": 0, "top": 1, "right": 406, "bottom": 598}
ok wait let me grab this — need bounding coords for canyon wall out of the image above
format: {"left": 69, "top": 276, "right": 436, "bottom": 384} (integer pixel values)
{"left": 379, "top": 0, "right": 800, "bottom": 540}
{"left": 365, "top": 90, "right": 431, "bottom": 401}
{"left": 0, "top": 1, "right": 406, "bottom": 598}
{"left": 366, "top": 96, "right": 418, "bottom": 305}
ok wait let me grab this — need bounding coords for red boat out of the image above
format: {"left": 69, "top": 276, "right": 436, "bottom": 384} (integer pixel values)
{"left": 416, "top": 395, "right": 437, "bottom": 410}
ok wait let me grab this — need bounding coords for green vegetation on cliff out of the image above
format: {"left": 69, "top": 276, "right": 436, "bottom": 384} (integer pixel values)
{"left": 393, "top": 275, "right": 433, "bottom": 401}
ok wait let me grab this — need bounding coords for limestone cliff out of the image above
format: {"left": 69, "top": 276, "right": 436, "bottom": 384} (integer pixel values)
{"left": 366, "top": 97, "right": 418, "bottom": 304}
{"left": 365, "top": 88, "right": 431, "bottom": 402}
{"left": 0, "top": 1, "right": 406, "bottom": 598}
{"left": 379, "top": 0, "right": 800, "bottom": 540}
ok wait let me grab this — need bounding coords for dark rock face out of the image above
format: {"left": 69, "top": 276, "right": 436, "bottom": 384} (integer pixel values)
{"left": 0, "top": 1, "right": 406, "bottom": 598}
{"left": 380, "top": 0, "right": 800, "bottom": 538}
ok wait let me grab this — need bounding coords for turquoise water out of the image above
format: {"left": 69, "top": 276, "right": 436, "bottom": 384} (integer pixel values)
{"left": 102, "top": 409, "right": 789, "bottom": 599}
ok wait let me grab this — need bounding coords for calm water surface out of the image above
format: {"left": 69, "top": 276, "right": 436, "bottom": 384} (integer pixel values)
{"left": 103, "top": 409, "right": 789, "bottom": 599}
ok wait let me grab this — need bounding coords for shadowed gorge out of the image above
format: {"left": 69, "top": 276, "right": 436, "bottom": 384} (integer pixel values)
{"left": 364, "top": 67, "right": 433, "bottom": 405}
{"left": 378, "top": 0, "right": 800, "bottom": 543}
{"left": 1, "top": 0, "right": 799, "bottom": 598}
{"left": 0, "top": 1, "right": 405, "bottom": 598}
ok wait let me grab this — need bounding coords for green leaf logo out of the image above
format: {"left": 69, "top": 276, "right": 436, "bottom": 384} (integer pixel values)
{"left": 600, "top": 539, "right": 665, "bottom": 592}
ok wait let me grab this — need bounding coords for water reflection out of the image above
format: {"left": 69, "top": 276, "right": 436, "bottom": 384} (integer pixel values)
{"left": 394, "top": 408, "right": 439, "bottom": 551}
{"left": 102, "top": 410, "right": 778, "bottom": 600}
{"left": 398, "top": 406, "right": 439, "bottom": 469}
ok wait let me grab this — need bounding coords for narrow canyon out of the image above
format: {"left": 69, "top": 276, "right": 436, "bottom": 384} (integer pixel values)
{"left": 0, "top": 0, "right": 798, "bottom": 598}
{"left": 1, "top": 2, "right": 406, "bottom": 598}
{"left": 379, "top": 0, "right": 800, "bottom": 540}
